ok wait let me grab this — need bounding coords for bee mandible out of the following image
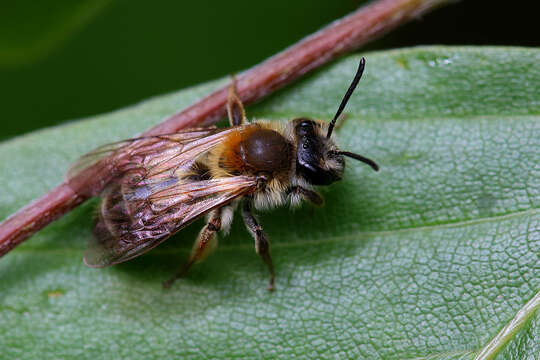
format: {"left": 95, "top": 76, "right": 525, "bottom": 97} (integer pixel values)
{"left": 67, "top": 58, "right": 379, "bottom": 291}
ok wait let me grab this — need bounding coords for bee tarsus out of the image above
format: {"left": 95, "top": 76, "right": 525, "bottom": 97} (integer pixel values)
{"left": 242, "top": 198, "right": 275, "bottom": 291}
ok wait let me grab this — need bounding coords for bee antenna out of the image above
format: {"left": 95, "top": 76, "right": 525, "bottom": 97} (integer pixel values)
{"left": 326, "top": 57, "right": 366, "bottom": 139}
{"left": 336, "top": 151, "right": 379, "bottom": 172}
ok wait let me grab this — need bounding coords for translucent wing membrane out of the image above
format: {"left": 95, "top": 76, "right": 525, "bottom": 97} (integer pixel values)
{"left": 65, "top": 126, "right": 257, "bottom": 266}
{"left": 66, "top": 127, "right": 233, "bottom": 196}
{"left": 66, "top": 140, "right": 131, "bottom": 181}
{"left": 85, "top": 175, "right": 257, "bottom": 267}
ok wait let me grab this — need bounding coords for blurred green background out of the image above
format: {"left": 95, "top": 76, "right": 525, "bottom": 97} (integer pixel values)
{"left": 1, "top": 0, "right": 537, "bottom": 140}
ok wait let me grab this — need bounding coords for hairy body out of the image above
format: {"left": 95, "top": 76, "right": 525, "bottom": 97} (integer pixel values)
{"left": 67, "top": 59, "right": 378, "bottom": 290}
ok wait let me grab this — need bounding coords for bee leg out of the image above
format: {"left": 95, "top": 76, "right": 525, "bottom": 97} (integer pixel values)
{"left": 162, "top": 210, "right": 222, "bottom": 289}
{"left": 227, "top": 76, "right": 247, "bottom": 126}
{"left": 288, "top": 186, "right": 324, "bottom": 207}
{"left": 241, "top": 198, "right": 275, "bottom": 291}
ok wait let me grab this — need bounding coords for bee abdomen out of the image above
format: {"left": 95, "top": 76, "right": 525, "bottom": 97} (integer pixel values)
{"left": 183, "top": 161, "right": 211, "bottom": 181}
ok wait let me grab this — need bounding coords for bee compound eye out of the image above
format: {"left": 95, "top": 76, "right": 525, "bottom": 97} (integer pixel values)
{"left": 295, "top": 119, "right": 316, "bottom": 137}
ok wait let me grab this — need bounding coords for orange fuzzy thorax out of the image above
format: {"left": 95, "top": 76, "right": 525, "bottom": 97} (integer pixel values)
{"left": 207, "top": 122, "right": 287, "bottom": 178}
{"left": 213, "top": 125, "right": 259, "bottom": 176}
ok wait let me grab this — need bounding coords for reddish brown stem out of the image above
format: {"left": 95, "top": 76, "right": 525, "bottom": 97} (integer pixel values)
{"left": 0, "top": 184, "right": 85, "bottom": 256}
{"left": 147, "top": 0, "right": 451, "bottom": 135}
{"left": 0, "top": 0, "right": 452, "bottom": 257}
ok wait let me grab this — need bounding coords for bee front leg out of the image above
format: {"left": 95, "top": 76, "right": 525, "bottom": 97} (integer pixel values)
{"left": 241, "top": 198, "right": 275, "bottom": 291}
{"left": 287, "top": 186, "right": 324, "bottom": 207}
{"left": 163, "top": 209, "right": 222, "bottom": 289}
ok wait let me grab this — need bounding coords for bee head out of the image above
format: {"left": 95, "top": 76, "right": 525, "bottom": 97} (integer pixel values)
{"left": 294, "top": 57, "right": 379, "bottom": 186}
{"left": 294, "top": 118, "right": 345, "bottom": 185}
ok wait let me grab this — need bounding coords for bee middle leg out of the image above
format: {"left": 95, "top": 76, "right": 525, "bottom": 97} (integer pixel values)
{"left": 163, "top": 209, "right": 222, "bottom": 289}
{"left": 241, "top": 198, "right": 275, "bottom": 291}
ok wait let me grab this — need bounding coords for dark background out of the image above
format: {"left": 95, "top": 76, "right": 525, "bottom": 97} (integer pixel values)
{"left": 1, "top": 0, "right": 537, "bottom": 140}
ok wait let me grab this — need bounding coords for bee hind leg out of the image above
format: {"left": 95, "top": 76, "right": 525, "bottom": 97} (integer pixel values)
{"left": 241, "top": 198, "right": 275, "bottom": 291}
{"left": 227, "top": 76, "right": 247, "bottom": 126}
{"left": 162, "top": 209, "right": 222, "bottom": 289}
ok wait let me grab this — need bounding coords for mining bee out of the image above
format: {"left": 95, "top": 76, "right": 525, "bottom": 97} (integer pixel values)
{"left": 67, "top": 58, "right": 378, "bottom": 291}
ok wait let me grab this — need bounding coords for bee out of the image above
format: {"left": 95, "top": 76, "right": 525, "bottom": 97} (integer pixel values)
{"left": 67, "top": 58, "right": 378, "bottom": 291}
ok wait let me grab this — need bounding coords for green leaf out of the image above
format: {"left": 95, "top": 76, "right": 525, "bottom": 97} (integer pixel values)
{"left": 495, "top": 309, "right": 540, "bottom": 360}
{"left": 1, "top": 46, "right": 539, "bottom": 359}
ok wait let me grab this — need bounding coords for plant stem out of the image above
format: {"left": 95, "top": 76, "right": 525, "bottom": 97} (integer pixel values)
{"left": 0, "top": 0, "right": 453, "bottom": 257}
{"left": 147, "top": 0, "right": 452, "bottom": 135}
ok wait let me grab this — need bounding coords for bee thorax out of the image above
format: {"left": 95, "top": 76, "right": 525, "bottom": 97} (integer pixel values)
{"left": 239, "top": 128, "right": 291, "bottom": 173}
{"left": 209, "top": 124, "right": 293, "bottom": 180}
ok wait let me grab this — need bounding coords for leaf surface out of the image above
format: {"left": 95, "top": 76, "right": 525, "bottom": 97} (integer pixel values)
{"left": 1, "top": 47, "right": 539, "bottom": 359}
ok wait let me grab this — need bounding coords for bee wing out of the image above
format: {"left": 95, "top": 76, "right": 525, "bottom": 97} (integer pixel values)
{"left": 85, "top": 175, "right": 257, "bottom": 267}
{"left": 66, "top": 127, "right": 235, "bottom": 196}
